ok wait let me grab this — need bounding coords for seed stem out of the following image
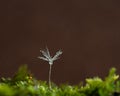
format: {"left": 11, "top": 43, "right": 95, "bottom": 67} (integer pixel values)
{"left": 49, "top": 64, "right": 52, "bottom": 89}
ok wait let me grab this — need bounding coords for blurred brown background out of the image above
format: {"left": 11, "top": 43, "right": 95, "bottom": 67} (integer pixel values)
{"left": 0, "top": 0, "right": 120, "bottom": 84}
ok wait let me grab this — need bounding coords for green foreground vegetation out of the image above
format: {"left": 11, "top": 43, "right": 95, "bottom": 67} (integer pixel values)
{"left": 0, "top": 65, "right": 120, "bottom": 96}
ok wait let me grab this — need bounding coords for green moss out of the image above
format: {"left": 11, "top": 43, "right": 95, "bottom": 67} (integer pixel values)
{"left": 0, "top": 65, "right": 120, "bottom": 96}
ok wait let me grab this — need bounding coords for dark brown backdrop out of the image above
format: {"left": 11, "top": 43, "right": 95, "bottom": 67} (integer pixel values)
{"left": 0, "top": 0, "right": 120, "bottom": 84}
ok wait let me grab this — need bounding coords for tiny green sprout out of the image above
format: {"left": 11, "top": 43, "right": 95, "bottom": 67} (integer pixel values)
{"left": 38, "top": 47, "right": 62, "bottom": 89}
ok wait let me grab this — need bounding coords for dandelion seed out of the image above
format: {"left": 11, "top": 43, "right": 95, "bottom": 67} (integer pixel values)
{"left": 38, "top": 47, "right": 62, "bottom": 89}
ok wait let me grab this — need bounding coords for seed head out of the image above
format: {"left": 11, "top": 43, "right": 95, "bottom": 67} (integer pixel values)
{"left": 38, "top": 47, "right": 62, "bottom": 65}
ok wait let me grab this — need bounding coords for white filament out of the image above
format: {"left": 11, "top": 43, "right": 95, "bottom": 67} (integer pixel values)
{"left": 38, "top": 47, "right": 62, "bottom": 65}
